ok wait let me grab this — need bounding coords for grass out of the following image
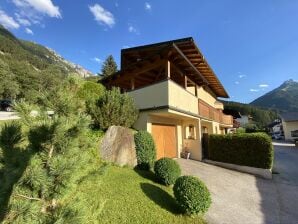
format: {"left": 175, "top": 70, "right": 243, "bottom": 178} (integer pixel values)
{"left": 78, "top": 165, "right": 206, "bottom": 224}
{"left": 0, "top": 123, "right": 206, "bottom": 223}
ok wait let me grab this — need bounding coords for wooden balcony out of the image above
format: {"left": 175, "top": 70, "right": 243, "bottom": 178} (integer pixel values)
{"left": 198, "top": 99, "right": 233, "bottom": 126}
{"left": 221, "top": 114, "right": 233, "bottom": 126}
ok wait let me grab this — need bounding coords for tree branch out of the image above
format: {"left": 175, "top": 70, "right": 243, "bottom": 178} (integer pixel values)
{"left": 14, "top": 194, "right": 42, "bottom": 201}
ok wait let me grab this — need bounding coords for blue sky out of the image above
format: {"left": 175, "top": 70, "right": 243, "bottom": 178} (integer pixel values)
{"left": 0, "top": 0, "right": 298, "bottom": 103}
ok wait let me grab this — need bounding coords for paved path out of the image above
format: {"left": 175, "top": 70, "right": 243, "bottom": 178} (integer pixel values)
{"left": 177, "top": 141, "right": 298, "bottom": 224}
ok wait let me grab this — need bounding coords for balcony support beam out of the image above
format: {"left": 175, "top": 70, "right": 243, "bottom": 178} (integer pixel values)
{"left": 165, "top": 60, "right": 171, "bottom": 79}
{"left": 130, "top": 77, "right": 135, "bottom": 90}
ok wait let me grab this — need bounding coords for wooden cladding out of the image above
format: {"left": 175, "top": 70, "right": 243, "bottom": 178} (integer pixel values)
{"left": 198, "top": 100, "right": 212, "bottom": 119}
{"left": 198, "top": 99, "right": 233, "bottom": 125}
{"left": 221, "top": 114, "right": 233, "bottom": 125}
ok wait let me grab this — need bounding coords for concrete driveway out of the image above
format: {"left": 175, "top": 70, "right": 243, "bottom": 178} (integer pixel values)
{"left": 177, "top": 141, "right": 298, "bottom": 224}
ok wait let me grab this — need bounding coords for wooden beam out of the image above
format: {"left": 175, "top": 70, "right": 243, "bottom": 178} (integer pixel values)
{"left": 170, "top": 62, "right": 184, "bottom": 77}
{"left": 131, "top": 77, "right": 135, "bottom": 90}
{"left": 165, "top": 60, "right": 171, "bottom": 78}
{"left": 154, "top": 67, "right": 164, "bottom": 81}
{"left": 195, "top": 84, "right": 198, "bottom": 97}
{"left": 184, "top": 75, "right": 187, "bottom": 89}
{"left": 122, "top": 59, "right": 166, "bottom": 80}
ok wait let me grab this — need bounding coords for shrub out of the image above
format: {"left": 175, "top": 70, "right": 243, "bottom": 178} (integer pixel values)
{"left": 236, "top": 127, "right": 245, "bottom": 134}
{"left": 208, "top": 133, "right": 273, "bottom": 169}
{"left": 77, "top": 81, "right": 105, "bottom": 103}
{"left": 134, "top": 131, "right": 156, "bottom": 170}
{"left": 89, "top": 87, "right": 138, "bottom": 130}
{"left": 154, "top": 158, "right": 181, "bottom": 185}
{"left": 173, "top": 176, "right": 211, "bottom": 215}
{"left": 244, "top": 123, "right": 261, "bottom": 133}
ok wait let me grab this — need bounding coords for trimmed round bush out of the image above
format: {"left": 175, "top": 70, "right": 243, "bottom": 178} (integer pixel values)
{"left": 154, "top": 158, "right": 181, "bottom": 185}
{"left": 134, "top": 131, "right": 156, "bottom": 170}
{"left": 173, "top": 176, "right": 211, "bottom": 215}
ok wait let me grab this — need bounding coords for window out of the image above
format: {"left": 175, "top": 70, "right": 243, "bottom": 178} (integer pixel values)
{"left": 202, "top": 126, "right": 208, "bottom": 134}
{"left": 186, "top": 125, "right": 196, "bottom": 139}
{"left": 291, "top": 130, "right": 298, "bottom": 137}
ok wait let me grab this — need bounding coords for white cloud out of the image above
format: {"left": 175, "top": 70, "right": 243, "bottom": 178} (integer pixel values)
{"left": 239, "top": 74, "right": 246, "bottom": 78}
{"left": 0, "top": 10, "right": 20, "bottom": 29}
{"left": 93, "top": 57, "right": 102, "bottom": 64}
{"left": 89, "top": 4, "right": 115, "bottom": 27}
{"left": 25, "top": 27, "right": 33, "bottom": 34}
{"left": 128, "top": 25, "right": 137, "bottom": 33}
{"left": 250, "top": 89, "right": 259, "bottom": 92}
{"left": 15, "top": 13, "right": 31, "bottom": 26}
{"left": 12, "top": 0, "right": 61, "bottom": 18}
{"left": 145, "top": 2, "right": 151, "bottom": 10}
{"left": 122, "top": 45, "right": 130, "bottom": 49}
{"left": 259, "top": 84, "right": 269, "bottom": 88}
{"left": 235, "top": 81, "right": 240, "bottom": 85}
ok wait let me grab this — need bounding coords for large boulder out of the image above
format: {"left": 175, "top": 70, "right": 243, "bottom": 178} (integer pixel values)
{"left": 100, "top": 126, "right": 137, "bottom": 167}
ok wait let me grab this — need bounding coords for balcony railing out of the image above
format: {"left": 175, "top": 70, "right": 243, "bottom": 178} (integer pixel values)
{"left": 198, "top": 99, "right": 233, "bottom": 125}
{"left": 221, "top": 114, "right": 233, "bottom": 125}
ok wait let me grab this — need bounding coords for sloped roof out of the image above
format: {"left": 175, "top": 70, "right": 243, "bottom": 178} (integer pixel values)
{"left": 102, "top": 37, "right": 229, "bottom": 98}
{"left": 281, "top": 112, "right": 298, "bottom": 122}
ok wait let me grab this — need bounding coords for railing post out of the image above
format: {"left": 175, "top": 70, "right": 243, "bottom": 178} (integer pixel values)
{"left": 130, "top": 77, "right": 135, "bottom": 90}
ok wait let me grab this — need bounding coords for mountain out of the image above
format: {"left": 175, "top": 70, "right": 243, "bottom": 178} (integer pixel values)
{"left": 0, "top": 25, "right": 94, "bottom": 101}
{"left": 250, "top": 79, "right": 298, "bottom": 112}
{"left": 0, "top": 25, "right": 93, "bottom": 78}
{"left": 44, "top": 46, "right": 93, "bottom": 78}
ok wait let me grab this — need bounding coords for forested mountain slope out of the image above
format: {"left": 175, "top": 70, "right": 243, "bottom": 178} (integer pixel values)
{"left": 0, "top": 25, "right": 93, "bottom": 101}
{"left": 250, "top": 80, "right": 298, "bottom": 112}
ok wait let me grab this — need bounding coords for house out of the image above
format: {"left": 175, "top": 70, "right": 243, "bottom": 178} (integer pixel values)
{"left": 268, "top": 119, "right": 283, "bottom": 136}
{"left": 281, "top": 112, "right": 298, "bottom": 141}
{"left": 102, "top": 37, "right": 233, "bottom": 160}
{"left": 223, "top": 108, "right": 241, "bottom": 130}
{"left": 236, "top": 115, "right": 253, "bottom": 127}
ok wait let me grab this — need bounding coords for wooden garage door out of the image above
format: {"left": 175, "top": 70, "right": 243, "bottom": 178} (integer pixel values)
{"left": 152, "top": 124, "right": 177, "bottom": 159}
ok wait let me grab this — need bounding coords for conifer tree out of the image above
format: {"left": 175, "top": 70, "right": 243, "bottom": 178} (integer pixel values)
{"left": 101, "top": 55, "right": 118, "bottom": 77}
{"left": 89, "top": 87, "right": 139, "bottom": 130}
{"left": 0, "top": 77, "right": 100, "bottom": 223}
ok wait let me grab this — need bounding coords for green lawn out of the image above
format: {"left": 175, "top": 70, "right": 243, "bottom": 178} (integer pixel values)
{"left": 71, "top": 165, "right": 206, "bottom": 224}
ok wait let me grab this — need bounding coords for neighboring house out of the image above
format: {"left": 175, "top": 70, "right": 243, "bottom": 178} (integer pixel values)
{"left": 236, "top": 115, "right": 253, "bottom": 127}
{"left": 281, "top": 112, "right": 298, "bottom": 141}
{"left": 223, "top": 108, "right": 241, "bottom": 130}
{"left": 268, "top": 119, "right": 283, "bottom": 134}
{"left": 102, "top": 37, "right": 233, "bottom": 160}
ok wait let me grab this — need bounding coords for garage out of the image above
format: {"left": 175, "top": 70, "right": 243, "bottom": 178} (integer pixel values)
{"left": 151, "top": 124, "right": 177, "bottom": 159}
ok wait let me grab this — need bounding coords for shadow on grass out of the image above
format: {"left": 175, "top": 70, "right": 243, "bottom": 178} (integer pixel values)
{"left": 134, "top": 168, "right": 158, "bottom": 183}
{"left": 140, "top": 183, "right": 180, "bottom": 214}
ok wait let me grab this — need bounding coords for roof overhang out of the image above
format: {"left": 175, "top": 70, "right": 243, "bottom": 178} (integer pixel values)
{"left": 102, "top": 37, "right": 229, "bottom": 98}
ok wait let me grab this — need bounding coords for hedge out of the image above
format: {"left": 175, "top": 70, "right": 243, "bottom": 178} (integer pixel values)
{"left": 208, "top": 133, "right": 273, "bottom": 169}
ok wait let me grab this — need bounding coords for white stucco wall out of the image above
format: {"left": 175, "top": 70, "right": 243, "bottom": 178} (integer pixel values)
{"left": 282, "top": 120, "right": 298, "bottom": 141}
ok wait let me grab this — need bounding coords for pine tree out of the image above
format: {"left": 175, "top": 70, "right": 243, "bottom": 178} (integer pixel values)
{"left": 101, "top": 55, "right": 118, "bottom": 78}
{"left": 89, "top": 87, "right": 139, "bottom": 130}
{"left": 0, "top": 77, "right": 103, "bottom": 223}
